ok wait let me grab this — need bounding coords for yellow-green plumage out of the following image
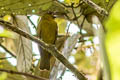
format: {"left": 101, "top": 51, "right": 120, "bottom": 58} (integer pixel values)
{"left": 37, "top": 14, "right": 58, "bottom": 70}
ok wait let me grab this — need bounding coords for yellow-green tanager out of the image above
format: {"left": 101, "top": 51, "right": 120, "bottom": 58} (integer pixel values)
{"left": 37, "top": 13, "right": 58, "bottom": 70}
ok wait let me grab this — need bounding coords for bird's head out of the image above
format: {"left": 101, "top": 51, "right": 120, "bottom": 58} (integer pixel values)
{"left": 41, "top": 13, "right": 55, "bottom": 20}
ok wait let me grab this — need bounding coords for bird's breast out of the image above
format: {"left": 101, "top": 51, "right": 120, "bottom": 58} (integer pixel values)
{"left": 40, "top": 21, "right": 57, "bottom": 44}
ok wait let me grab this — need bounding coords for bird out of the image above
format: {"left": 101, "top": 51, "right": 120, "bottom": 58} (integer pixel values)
{"left": 37, "top": 13, "right": 58, "bottom": 70}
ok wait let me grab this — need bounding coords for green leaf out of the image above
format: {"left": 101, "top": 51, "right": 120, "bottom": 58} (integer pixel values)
{"left": 0, "top": 26, "right": 16, "bottom": 38}
{"left": 0, "top": 72, "right": 7, "bottom": 80}
{"left": 105, "top": 31, "right": 120, "bottom": 80}
{"left": 105, "top": 0, "right": 120, "bottom": 31}
{"left": 105, "top": 1, "right": 120, "bottom": 80}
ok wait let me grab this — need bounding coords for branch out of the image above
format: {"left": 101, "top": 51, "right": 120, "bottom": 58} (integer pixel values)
{"left": 0, "top": 20, "right": 87, "bottom": 80}
{"left": 82, "top": 0, "right": 108, "bottom": 16}
{"left": 56, "top": 0, "right": 108, "bottom": 16}
{"left": 0, "top": 43, "right": 16, "bottom": 58}
{"left": 50, "top": 33, "right": 80, "bottom": 80}
{"left": 0, "top": 68, "right": 48, "bottom": 80}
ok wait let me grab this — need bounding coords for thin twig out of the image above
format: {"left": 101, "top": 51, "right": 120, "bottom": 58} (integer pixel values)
{"left": 71, "top": 3, "right": 83, "bottom": 30}
{"left": 27, "top": 16, "right": 37, "bottom": 30}
{"left": 58, "top": 68, "right": 66, "bottom": 79}
{"left": 0, "top": 44, "right": 16, "bottom": 58}
{"left": 0, "top": 20, "right": 87, "bottom": 80}
{"left": 0, "top": 68, "right": 48, "bottom": 80}
{"left": 0, "top": 57, "right": 12, "bottom": 60}
{"left": 80, "top": 16, "right": 85, "bottom": 34}
{"left": 66, "top": 22, "right": 71, "bottom": 34}
{"left": 64, "top": 13, "right": 81, "bottom": 21}
{"left": 82, "top": 0, "right": 108, "bottom": 16}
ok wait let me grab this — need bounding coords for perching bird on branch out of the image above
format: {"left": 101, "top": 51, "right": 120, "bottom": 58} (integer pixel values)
{"left": 37, "top": 13, "right": 58, "bottom": 70}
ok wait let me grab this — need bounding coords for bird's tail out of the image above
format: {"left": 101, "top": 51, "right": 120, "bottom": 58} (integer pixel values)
{"left": 39, "top": 47, "right": 51, "bottom": 70}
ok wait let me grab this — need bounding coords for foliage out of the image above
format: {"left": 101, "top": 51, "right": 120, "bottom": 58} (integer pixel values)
{"left": 55, "top": 18, "right": 67, "bottom": 34}
{"left": 0, "top": 15, "right": 15, "bottom": 38}
{"left": 105, "top": 0, "right": 120, "bottom": 80}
